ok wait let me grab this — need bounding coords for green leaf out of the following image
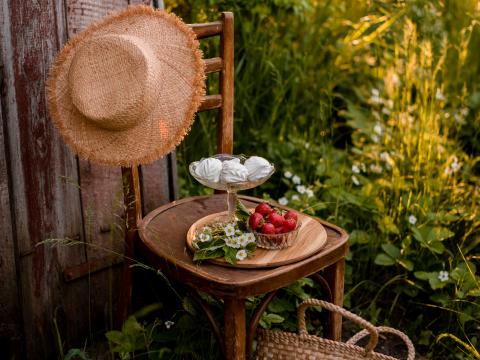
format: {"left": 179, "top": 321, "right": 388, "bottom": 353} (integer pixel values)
{"left": 235, "top": 198, "right": 251, "bottom": 226}
{"left": 374, "top": 254, "right": 396, "bottom": 266}
{"left": 427, "top": 227, "right": 454, "bottom": 242}
{"left": 426, "top": 241, "right": 446, "bottom": 254}
{"left": 349, "top": 230, "right": 370, "bottom": 245}
{"left": 65, "top": 348, "right": 91, "bottom": 360}
{"left": 263, "top": 313, "right": 285, "bottom": 324}
{"left": 414, "top": 271, "right": 431, "bottom": 280}
{"left": 379, "top": 216, "right": 399, "bottom": 234}
{"left": 398, "top": 258, "right": 414, "bottom": 271}
{"left": 381, "top": 243, "right": 400, "bottom": 259}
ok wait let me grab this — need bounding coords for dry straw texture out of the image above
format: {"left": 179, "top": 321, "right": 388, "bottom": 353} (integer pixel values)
{"left": 46, "top": 5, "right": 205, "bottom": 166}
{"left": 256, "top": 299, "right": 415, "bottom": 360}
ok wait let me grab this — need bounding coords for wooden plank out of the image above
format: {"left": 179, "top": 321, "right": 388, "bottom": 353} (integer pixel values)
{"left": 0, "top": 90, "right": 22, "bottom": 359}
{"left": 190, "top": 21, "right": 223, "bottom": 39}
{"left": 0, "top": 0, "right": 88, "bottom": 357}
{"left": 323, "top": 259, "right": 345, "bottom": 341}
{"left": 205, "top": 57, "right": 223, "bottom": 73}
{"left": 199, "top": 94, "right": 222, "bottom": 111}
{"left": 217, "top": 13, "right": 234, "bottom": 154}
{"left": 65, "top": 0, "right": 139, "bottom": 335}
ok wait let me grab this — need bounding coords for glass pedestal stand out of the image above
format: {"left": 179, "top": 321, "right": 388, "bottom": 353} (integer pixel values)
{"left": 189, "top": 154, "right": 274, "bottom": 222}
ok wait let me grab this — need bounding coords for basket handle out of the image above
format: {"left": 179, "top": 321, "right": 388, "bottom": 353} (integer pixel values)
{"left": 346, "top": 326, "right": 415, "bottom": 360}
{"left": 297, "top": 299, "right": 379, "bottom": 355}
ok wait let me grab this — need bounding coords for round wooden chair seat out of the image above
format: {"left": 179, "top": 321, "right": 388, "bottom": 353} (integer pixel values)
{"left": 138, "top": 194, "right": 348, "bottom": 298}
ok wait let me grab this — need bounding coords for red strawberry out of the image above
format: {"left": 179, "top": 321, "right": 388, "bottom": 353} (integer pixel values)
{"left": 282, "top": 218, "right": 297, "bottom": 232}
{"left": 255, "top": 202, "right": 273, "bottom": 216}
{"left": 284, "top": 211, "right": 298, "bottom": 222}
{"left": 275, "top": 226, "right": 284, "bottom": 234}
{"left": 249, "top": 212, "right": 264, "bottom": 230}
{"left": 268, "top": 211, "right": 284, "bottom": 228}
{"left": 260, "top": 223, "right": 276, "bottom": 234}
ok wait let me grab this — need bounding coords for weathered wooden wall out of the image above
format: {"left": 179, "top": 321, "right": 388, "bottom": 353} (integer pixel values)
{"left": 0, "top": 0, "right": 174, "bottom": 359}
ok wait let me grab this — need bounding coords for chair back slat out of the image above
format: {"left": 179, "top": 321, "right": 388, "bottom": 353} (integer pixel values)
{"left": 204, "top": 57, "right": 223, "bottom": 74}
{"left": 198, "top": 95, "right": 222, "bottom": 112}
{"left": 190, "top": 21, "right": 223, "bottom": 39}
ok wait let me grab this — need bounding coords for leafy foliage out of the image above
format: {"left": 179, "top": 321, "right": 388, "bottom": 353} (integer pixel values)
{"left": 104, "top": 0, "right": 480, "bottom": 359}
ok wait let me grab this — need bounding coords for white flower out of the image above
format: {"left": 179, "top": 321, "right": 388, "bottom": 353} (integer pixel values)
{"left": 305, "top": 188, "right": 314, "bottom": 198}
{"left": 454, "top": 113, "right": 463, "bottom": 124}
{"left": 374, "top": 123, "right": 383, "bottom": 135}
{"left": 165, "top": 320, "right": 174, "bottom": 329}
{"left": 351, "top": 175, "right": 360, "bottom": 186}
{"left": 380, "top": 152, "right": 390, "bottom": 161}
{"left": 225, "top": 237, "right": 240, "bottom": 248}
{"left": 370, "top": 89, "right": 382, "bottom": 104}
{"left": 382, "top": 107, "right": 390, "bottom": 115}
{"left": 391, "top": 74, "right": 399, "bottom": 86}
{"left": 238, "top": 234, "right": 249, "bottom": 247}
{"left": 372, "top": 135, "right": 380, "bottom": 143}
{"left": 198, "top": 233, "right": 211, "bottom": 242}
{"left": 435, "top": 88, "right": 445, "bottom": 101}
{"left": 244, "top": 232, "right": 255, "bottom": 244}
{"left": 297, "top": 185, "right": 306, "bottom": 194}
{"left": 284, "top": 171, "right": 292, "bottom": 179}
{"left": 223, "top": 223, "right": 236, "bottom": 237}
{"left": 370, "top": 164, "right": 383, "bottom": 174}
{"left": 371, "top": 88, "right": 380, "bottom": 97}
{"left": 360, "top": 163, "right": 366, "bottom": 172}
{"left": 278, "top": 197, "right": 288, "bottom": 205}
{"left": 438, "top": 271, "right": 449, "bottom": 282}
{"left": 408, "top": 215, "right": 417, "bottom": 225}
{"left": 305, "top": 142, "right": 311, "bottom": 149}
{"left": 351, "top": 164, "right": 360, "bottom": 174}
{"left": 460, "top": 107, "right": 470, "bottom": 116}
{"left": 291, "top": 194, "right": 300, "bottom": 201}
{"left": 236, "top": 249, "right": 248, "bottom": 261}
{"left": 203, "top": 226, "right": 212, "bottom": 233}
{"left": 451, "top": 161, "right": 461, "bottom": 172}
{"left": 292, "top": 175, "right": 301, "bottom": 184}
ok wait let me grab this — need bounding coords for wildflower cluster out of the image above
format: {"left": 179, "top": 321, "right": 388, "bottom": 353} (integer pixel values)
{"left": 277, "top": 171, "right": 315, "bottom": 208}
{"left": 192, "top": 221, "right": 256, "bottom": 265}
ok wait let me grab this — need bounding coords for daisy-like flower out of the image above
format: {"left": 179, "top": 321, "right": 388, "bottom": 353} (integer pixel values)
{"left": 370, "top": 88, "right": 382, "bottom": 104}
{"left": 244, "top": 232, "right": 255, "bottom": 244}
{"left": 297, "top": 185, "right": 306, "bottom": 194}
{"left": 225, "top": 237, "right": 241, "bottom": 248}
{"left": 374, "top": 123, "right": 383, "bottom": 135}
{"left": 292, "top": 194, "right": 300, "bottom": 201}
{"left": 223, "top": 223, "right": 236, "bottom": 237}
{"left": 292, "top": 175, "right": 301, "bottom": 184}
{"left": 305, "top": 142, "right": 311, "bottom": 149}
{"left": 380, "top": 152, "right": 390, "bottom": 162}
{"left": 238, "top": 234, "right": 249, "bottom": 247}
{"left": 372, "top": 135, "right": 380, "bottom": 143}
{"left": 198, "top": 233, "right": 211, "bottom": 242}
{"left": 460, "top": 107, "right": 470, "bottom": 116}
{"left": 305, "top": 188, "right": 314, "bottom": 198}
{"left": 284, "top": 171, "right": 293, "bottom": 179}
{"left": 203, "top": 226, "right": 212, "bottom": 233}
{"left": 352, "top": 164, "right": 360, "bottom": 174}
{"left": 382, "top": 107, "right": 390, "bottom": 115}
{"left": 408, "top": 215, "right": 417, "bottom": 225}
{"left": 438, "top": 270, "right": 449, "bottom": 282}
{"left": 278, "top": 197, "right": 288, "bottom": 205}
{"left": 370, "top": 164, "right": 383, "bottom": 174}
{"left": 435, "top": 88, "right": 445, "bottom": 101}
{"left": 236, "top": 249, "right": 248, "bottom": 261}
{"left": 165, "top": 320, "right": 175, "bottom": 329}
{"left": 351, "top": 175, "right": 360, "bottom": 186}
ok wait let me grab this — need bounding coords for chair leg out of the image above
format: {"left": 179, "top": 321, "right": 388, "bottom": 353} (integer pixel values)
{"left": 323, "top": 258, "right": 345, "bottom": 341}
{"left": 224, "top": 297, "right": 246, "bottom": 360}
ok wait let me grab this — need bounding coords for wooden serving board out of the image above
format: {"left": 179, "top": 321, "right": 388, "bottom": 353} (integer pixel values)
{"left": 186, "top": 211, "right": 327, "bottom": 268}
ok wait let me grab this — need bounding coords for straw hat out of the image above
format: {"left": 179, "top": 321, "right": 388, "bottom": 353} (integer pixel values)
{"left": 47, "top": 5, "right": 205, "bottom": 166}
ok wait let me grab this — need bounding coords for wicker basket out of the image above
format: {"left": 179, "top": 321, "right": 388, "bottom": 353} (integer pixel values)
{"left": 256, "top": 299, "right": 415, "bottom": 360}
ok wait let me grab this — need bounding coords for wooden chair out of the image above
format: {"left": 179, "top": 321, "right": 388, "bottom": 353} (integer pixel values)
{"left": 119, "top": 12, "right": 349, "bottom": 360}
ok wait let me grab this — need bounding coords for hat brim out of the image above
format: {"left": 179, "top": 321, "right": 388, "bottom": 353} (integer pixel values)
{"left": 47, "top": 5, "right": 205, "bottom": 166}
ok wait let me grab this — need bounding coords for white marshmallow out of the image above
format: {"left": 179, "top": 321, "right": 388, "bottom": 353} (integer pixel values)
{"left": 194, "top": 157, "right": 223, "bottom": 183}
{"left": 244, "top": 156, "right": 273, "bottom": 181}
{"left": 220, "top": 159, "right": 248, "bottom": 183}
